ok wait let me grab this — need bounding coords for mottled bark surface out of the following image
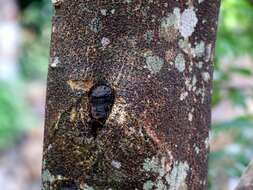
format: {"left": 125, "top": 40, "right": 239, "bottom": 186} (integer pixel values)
{"left": 42, "top": 0, "right": 220, "bottom": 189}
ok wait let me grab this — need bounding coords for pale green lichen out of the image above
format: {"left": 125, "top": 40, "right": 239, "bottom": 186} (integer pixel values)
{"left": 143, "top": 156, "right": 173, "bottom": 189}
{"left": 111, "top": 160, "right": 121, "bottom": 169}
{"left": 42, "top": 169, "right": 66, "bottom": 184}
{"left": 202, "top": 72, "right": 210, "bottom": 82}
{"left": 156, "top": 180, "right": 165, "bottom": 190}
{"left": 144, "top": 52, "right": 164, "bottom": 74}
{"left": 174, "top": 53, "right": 185, "bottom": 72}
{"left": 81, "top": 184, "right": 95, "bottom": 190}
{"left": 50, "top": 57, "right": 60, "bottom": 68}
{"left": 52, "top": 0, "right": 64, "bottom": 6}
{"left": 144, "top": 30, "right": 154, "bottom": 44}
{"left": 160, "top": 8, "right": 181, "bottom": 41}
{"left": 165, "top": 161, "right": 189, "bottom": 190}
{"left": 42, "top": 169, "right": 54, "bottom": 183}
{"left": 161, "top": 13, "right": 177, "bottom": 28}
{"left": 173, "top": 8, "right": 181, "bottom": 29}
{"left": 192, "top": 41, "right": 205, "bottom": 57}
{"left": 143, "top": 157, "right": 159, "bottom": 172}
{"left": 160, "top": 7, "right": 198, "bottom": 39}
{"left": 89, "top": 17, "right": 102, "bottom": 33}
{"left": 143, "top": 180, "right": 154, "bottom": 190}
{"left": 197, "top": 61, "right": 204, "bottom": 69}
{"left": 179, "top": 8, "right": 198, "bottom": 38}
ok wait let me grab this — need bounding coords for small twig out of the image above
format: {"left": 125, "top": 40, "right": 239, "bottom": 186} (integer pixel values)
{"left": 236, "top": 159, "right": 253, "bottom": 190}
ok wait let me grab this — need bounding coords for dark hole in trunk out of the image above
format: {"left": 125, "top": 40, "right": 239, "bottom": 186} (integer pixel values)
{"left": 88, "top": 84, "right": 115, "bottom": 137}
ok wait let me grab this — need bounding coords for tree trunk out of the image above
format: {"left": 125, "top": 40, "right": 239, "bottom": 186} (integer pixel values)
{"left": 42, "top": 0, "right": 220, "bottom": 189}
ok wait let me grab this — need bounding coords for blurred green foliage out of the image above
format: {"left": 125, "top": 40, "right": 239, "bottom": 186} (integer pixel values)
{"left": 0, "top": 82, "right": 34, "bottom": 149}
{"left": 0, "top": 0, "right": 51, "bottom": 149}
{"left": 19, "top": 0, "right": 52, "bottom": 81}
{"left": 210, "top": 0, "right": 253, "bottom": 189}
{"left": 0, "top": 0, "right": 253, "bottom": 189}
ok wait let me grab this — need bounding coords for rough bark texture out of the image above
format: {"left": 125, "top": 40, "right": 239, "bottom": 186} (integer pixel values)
{"left": 42, "top": 0, "right": 220, "bottom": 189}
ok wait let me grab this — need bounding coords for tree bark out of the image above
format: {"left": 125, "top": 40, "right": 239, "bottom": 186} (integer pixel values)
{"left": 42, "top": 0, "right": 220, "bottom": 189}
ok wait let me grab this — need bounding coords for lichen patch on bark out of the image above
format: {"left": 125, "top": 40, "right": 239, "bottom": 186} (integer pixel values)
{"left": 179, "top": 8, "right": 198, "bottom": 38}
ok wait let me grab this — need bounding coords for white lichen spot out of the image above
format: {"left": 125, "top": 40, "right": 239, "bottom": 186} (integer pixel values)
{"left": 174, "top": 53, "right": 185, "bottom": 72}
{"left": 101, "top": 37, "right": 111, "bottom": 47}
{"left": 111, "top": 160, "right": 121, "bottom": 169}
{"left": 197, "top": 61, "right": 204, "bottom": 69}
{"left": 144, "top": 52, "right": 164, "bottom": 74}
{"left": 194, "top": 145, "right": 200, "bottom": 154}
{"left": 173, "top": 8, "right": 181, "bottom": 29}
{"left": 143, "top": 157, "right": 159, "bottom": 172}
{"left": 179, "top": 8, "right": 198, "bottom": 38}
{"left": 111, "top": 9, "right": 115, "bottom": 14}
{"left": 180, "top": 91, "right": 188, "bottom": 101}
{"left": 89, "top": 17, "right": 102, "bottom": 33}
{"left": 202, "top": 72, "right": 210, "bottom": 82}
{"left": 82, "top": 184, "right": 95, "bottom": 190}
{"left": 198, "top": 0, "right": 205, "bottom": 3}
{"left": 188, "top": 112, "right": 193, "bottom": 121}
{"left": 50, "top": 57, "right": 60, "bottom": 68}
{"left": 205, "top": 43, "right": 212, "bottom": 62}
{"left": 205, "top": 136, "right": 210, "bottom": 149}
{"left": 52, "top": 0, "right": 64, "bottom": 6}
{"left": 143, "top": 180, "right": 154, "bottom": 190}
{"left": 192, "top": 41, "right": 205, "bottom": 57}
{"left": 100, "top": 9, "right": 107, "bottom": 16}
{"left": 165, "top": 161, "right": 189, "bottom": 190}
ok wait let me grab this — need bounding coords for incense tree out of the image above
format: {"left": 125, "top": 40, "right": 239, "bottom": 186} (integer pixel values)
{"left": 42, "top": 0, "right": 220, "bottom": 189}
